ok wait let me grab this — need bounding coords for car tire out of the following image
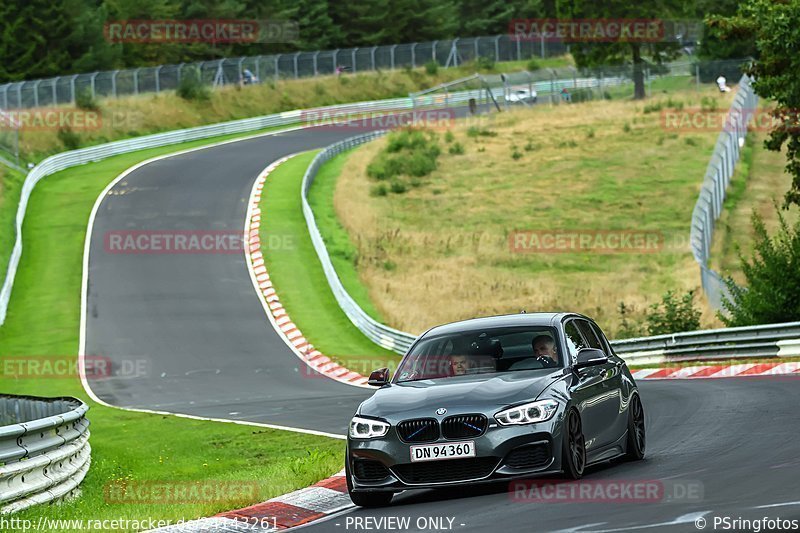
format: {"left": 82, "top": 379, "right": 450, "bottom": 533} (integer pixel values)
{"left": 562, "top": 409, "right": 586, "bottom": 479}
{"left": 625, "top": 393, "right": 646, "bottom": 460}
{"left": 345, "top": 453, "right": 394, "bottom": 507}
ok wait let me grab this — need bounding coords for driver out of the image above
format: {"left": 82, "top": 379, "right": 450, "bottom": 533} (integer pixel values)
{"left": 532, "top": 334, "right": 559, "bottom": 366}
{"left": 508, "top": 334, "right": 559, "bottom": 370}
{"left": 450, "top": 354, "right": 470, "bottom": 375}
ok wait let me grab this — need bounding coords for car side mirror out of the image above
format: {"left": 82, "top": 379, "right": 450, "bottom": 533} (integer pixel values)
{"left": 367, "top": 367, "right": 390, "bottom": 387}
{"left": 574, "top": 348, "right": 608, "bottom": 370}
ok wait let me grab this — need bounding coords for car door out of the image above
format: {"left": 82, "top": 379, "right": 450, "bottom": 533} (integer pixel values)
{"left": 575, "top": 319, "right": 625, "bottom": 450}
{"left": 563, "top": 319, "right": 607, "bottom": 454}
{"left": 589, "top": 320, "right": 632, "bottom": 443}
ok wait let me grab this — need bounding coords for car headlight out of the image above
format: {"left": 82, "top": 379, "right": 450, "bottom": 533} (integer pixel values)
{"left": 495, "top": 399, "right": 559, "bottom": 426}
{"left": 349, "top": 416, "right": 390, "bottom": 439}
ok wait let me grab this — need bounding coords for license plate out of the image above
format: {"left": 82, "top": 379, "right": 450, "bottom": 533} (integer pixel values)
{"left": 409, "top": 441, "right": 476, "bottom": 462}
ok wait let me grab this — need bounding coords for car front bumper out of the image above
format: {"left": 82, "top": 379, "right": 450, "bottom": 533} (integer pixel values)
{"left": 347, "top": 414, "right": 566, "bottom": 492}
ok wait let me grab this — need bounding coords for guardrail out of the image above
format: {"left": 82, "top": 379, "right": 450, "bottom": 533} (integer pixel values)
{"left": 300, "top": 132, "right": 800, "bottom": 362}
{"left": 300, "top": 131, "right": 418, "bottom": 354}
{"left": 690, "top": 74, "right": 758, "bottom": 308}
{"left": 0, "top": 395, "right": 90, "bottom": 514}
{"left": 0, "top": 65, "right": 651, "bottom": 326}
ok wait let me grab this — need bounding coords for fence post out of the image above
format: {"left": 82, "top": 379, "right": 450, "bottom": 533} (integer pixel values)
{"left": 155, "top": 66, "right": 162, "bottom": 93}
{"left": 293, "top": 52, "right": 300, "bottom": 78}
{"left": 274, "top": 55, "right": 280, "bottom": 81}
{"left": 111, "top": 71, "right": 117, "bottom": 98}
{"left": 695, "top": 63, "right": 700, "bottom": 91}
{"left": 494, "top": 35, "right": 501, "bottom": 62}
{"left": 432, "top": 41, "right": 437, "bottom": 63}
{"left": 352, "top": 48, "right": 357, "bottom": 73}
{"left": 1, "top": 85, "right": 7, "bottom": 109}
{"left": 133, "top": 68, "right": 140, "bottom": 95}
{"left": 70, "top": 75, "right": 79, "bottom": 104}
{"left": 371, "top": 46, "right": 377, "bottom": 70}
{"left": 237, "top": 57, "right": 244, "bottom": 83}
{"left": 473, "top": 38, "right": 479, "bottom": 60}
{"left": 411, "top": 43, "right": 417, "bottom": 68}
{"left": 33, "top": 80, "right": 40, "bottom": 108}
{"left": 390, "top": 45, "right": 397, "bottom": 69}
{"left": 52, "top": 77, "right": 58, "bottom": 106}
{"left": 313, "top": 51, "right": 319, "bottom": 76}
{"left": 516, "top": 38, "right": 521, "bottom": 60}
{"left": 90, "top": 72, "right": 98, "bottom": 99}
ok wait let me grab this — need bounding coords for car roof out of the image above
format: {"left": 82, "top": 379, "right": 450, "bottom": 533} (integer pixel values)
{"left": 422, "top": 312, "right": 587, "bottom": 337}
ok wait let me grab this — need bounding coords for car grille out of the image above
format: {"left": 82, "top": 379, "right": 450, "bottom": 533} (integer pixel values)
{"left": 397, "top": 418, "right": 439, "bottom": 443}
{"left": 352, "top": 459, "right": 391, "bottom": 481}
{"left": 441, "top": 414, "right": 487, "bottom": 439}
{"left": 393, "top": 457, "right": 499, "bottom": 484}
{"left": 503, "top": 443, "right": 551, "bottom": 470}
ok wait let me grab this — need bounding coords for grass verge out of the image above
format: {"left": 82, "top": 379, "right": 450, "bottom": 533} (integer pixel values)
{"left": 17, "top": 57, "right": 574, "bottom": 163}
{"left": 0, "top": 129, "right": 345, "bottom": 531}
{"left": 0, "top": 165, "right": 25, "bottom": 280}
{"left": 709, "top": 130, "right": 798, "bottom": 281}
{"left": 258, "top": 151, "right": 399, "bottom": 374}
{"left": 332, "top": 83, "right": 737, "bottom": 337}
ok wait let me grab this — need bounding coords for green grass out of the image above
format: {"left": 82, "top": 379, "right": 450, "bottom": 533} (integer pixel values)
{"left": 309, "top": 152, "right": 386, "bottom": 323}
{"left": 0, "top": 165, "right": 25, "bottom": 280}
{"left": 17, "top": 57, "right": 575, "bottom": 163}
{"left": 258, "top": 151, "right": 399, "bottom": 375}
{"left": 0, "top": 129, "right": 345, "bottom": 531}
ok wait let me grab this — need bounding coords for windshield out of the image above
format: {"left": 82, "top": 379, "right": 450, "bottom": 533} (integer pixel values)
{"left": 395, "top": 326, "right": 561, "bottom": 382}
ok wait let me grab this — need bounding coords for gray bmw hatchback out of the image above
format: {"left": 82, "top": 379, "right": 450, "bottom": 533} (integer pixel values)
{"left": 345, "top": 312, "right": 646, "bottom": 507}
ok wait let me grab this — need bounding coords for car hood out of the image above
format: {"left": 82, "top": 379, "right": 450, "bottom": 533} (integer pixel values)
{"left": 358, "top": 369, "right": 566, "bottom": 420}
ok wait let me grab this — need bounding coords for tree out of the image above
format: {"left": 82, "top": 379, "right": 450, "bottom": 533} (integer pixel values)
{"left": 557, "top": 0, "right": 690, "bottom": 99}
{"left": 708, "top": 0, "right": 800, "bottom": 208}
{"left": 719, "top": 208, "right": 800, "bottom": 327}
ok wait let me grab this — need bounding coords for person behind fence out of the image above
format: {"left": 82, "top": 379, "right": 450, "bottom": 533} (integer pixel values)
{"left": 242, "top": 68, "right": 257, "bottom": 85}
{"left": 716, "top": 74, "right": 731, "bottom": 93}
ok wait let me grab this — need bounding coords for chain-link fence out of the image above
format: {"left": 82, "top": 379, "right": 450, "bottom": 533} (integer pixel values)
{"left": 690, "top": 74, "right": 758, "bottom": 309}
{"left": 0, "top": 35, "right": 568, "bottom": 110}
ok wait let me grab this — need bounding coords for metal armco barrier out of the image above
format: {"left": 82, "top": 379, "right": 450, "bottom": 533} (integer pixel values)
{"left": 301, "top": 131, "right": 417, "bottom": 354}
{"left": 690, "top": 74, "right": 758, "bottom": 308}
{"left": 0, "top": 395, "right": 90, "bottom": 514}
{"left": 0, "top": 66, "right": 645, "bottom": 326}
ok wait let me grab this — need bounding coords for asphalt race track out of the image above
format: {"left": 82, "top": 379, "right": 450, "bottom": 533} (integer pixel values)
{"left": 300, "top": 377, "right": 800, "bottom": 532}
{"left": 84, "top": 126, "right": 378, "bottom": 434}
{"left": 83, "top": 119, "right": 800, "bottom": 530}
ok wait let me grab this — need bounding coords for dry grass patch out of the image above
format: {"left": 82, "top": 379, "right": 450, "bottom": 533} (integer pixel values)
{"left": 334, "top": 89, "right": 738, "bottom": 337}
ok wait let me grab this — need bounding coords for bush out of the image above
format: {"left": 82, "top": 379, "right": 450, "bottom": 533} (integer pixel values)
{"left": 448, "top": 142, "right": 464, "bottom": 155}
{"left": 616, "top": 302, "right": 645, "bottom": 338}
{"left": 177, "top": 67, "right": 211, "bottom": 101}
{"left": 623, "top": 122, "right": 632, "bottom": 133}
{"left": 476, "top": 56, "right": 495, "bottom": 71}
{"left": 424, "top": 60, "right": 439, "bottom": 76}
{"left": 366, "top": 128, "right": 441, "bottom": 188}
{"left": 645, "top": 290, "right": 701, "bottom": 335}
{"left": 390, "top": 180, "right": 408, "bottom": 194}
{"left": 526, "top": 58, "right": 540, "bottom": 71}
{"left": 370, "top": 183, "right": 388, "bottom": 196}
{"left": 511, "top": 146, "right": 522, "bottom": 160}
{"left": 444, "top": 131, "right": 454, "bottom": 143}
{"left": 75, "top": 89, "right": 98, "bottom": 111}
{"left": 466, "top": 126, "right": 497, "bottom": 138}
{"left": 57, "top": 126, "right": 81, "bottom": 150}
{"left": 720, "top": 207, "right": 800, "bottom": 326}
